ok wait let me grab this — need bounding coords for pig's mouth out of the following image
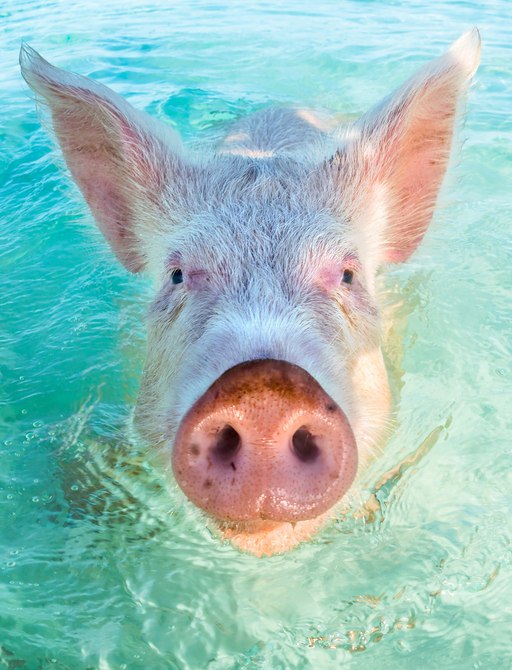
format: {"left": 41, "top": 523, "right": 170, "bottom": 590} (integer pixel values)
{"left": 214, "top": 513, "right": 336, "bottom": 557}
{"left": 171, "top": 359, "right": 358, "bottom": 553}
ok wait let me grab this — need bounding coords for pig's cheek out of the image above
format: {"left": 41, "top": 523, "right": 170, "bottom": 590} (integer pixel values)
{"left": 134, "top": 305, "right": 190, "bottom": 447}
{"left": 340, "top": 280, "right": 372, "bottom": 311}
{"left": 349, "top": 348, "right": 391, "bottom": 468}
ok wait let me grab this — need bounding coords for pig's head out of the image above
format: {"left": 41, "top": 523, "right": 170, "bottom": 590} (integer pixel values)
{"left": 20, "top": 30, "right": 480, "bottom": 555}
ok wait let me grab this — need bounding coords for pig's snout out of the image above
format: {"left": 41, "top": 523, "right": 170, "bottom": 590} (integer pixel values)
{"left": 172, "top": 360, "right": 357, "bottom": 522}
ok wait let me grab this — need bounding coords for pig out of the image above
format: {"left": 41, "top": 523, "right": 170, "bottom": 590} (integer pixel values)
{"left": 20, "top": 30, "right": 480, "bottom": 556}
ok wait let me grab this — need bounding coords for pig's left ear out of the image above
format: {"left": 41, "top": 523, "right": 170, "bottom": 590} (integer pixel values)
{"left": 20, "top": 44, "right": 191, "bottom": 273}
{"left": 330, "top": 29, "right": 481, "bottom": 264}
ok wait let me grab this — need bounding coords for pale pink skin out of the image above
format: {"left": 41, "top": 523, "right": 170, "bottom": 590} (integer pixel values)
{"left": 172, "top": 359, "right": 358, "bottom": 523}
{"left": 20, "top": 31, "right": 480, "bottom": 555}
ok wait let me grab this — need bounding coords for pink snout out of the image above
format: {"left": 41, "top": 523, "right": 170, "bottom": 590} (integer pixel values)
{"left": 172, "top": 360, "right": 357, "bottom": 522}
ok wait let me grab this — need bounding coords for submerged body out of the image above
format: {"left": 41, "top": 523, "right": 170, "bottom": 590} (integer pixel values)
{"left": 20, "top": 30, "right": 480, "bottom": 555}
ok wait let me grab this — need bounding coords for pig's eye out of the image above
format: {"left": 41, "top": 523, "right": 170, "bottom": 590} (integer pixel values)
{"left": 171, "top": 268, "right": 184, "bottom": 285}
{"left": 341, "top": 269, "right": 354, "bottom": 285}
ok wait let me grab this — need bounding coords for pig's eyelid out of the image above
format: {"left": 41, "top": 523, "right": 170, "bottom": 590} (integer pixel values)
{"left": 166, "top": 252, "right": 182, "bottom": 269}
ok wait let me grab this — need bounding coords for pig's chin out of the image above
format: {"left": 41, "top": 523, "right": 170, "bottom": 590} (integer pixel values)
{"left": 213, "top": 512, "right": 334, "bottom": 557}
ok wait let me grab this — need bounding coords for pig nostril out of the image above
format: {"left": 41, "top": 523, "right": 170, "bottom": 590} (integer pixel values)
{"left": 211, "top": 424, "right": 241, "bottom": 462}
{"left": 291, "top": 427, "right": 320, "bottom": 463}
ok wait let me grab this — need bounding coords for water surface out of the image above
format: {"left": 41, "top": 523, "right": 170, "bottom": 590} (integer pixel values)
{"left": 1, "top": 1, "right": 511, "bottom": 668}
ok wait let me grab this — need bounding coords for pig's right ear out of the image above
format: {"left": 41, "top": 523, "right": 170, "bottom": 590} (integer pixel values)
{"left": 20, "top": 44, "right": 190, "bottom": 273}
{"left": 328, "top": 29, "right": 480, "bottom": 265}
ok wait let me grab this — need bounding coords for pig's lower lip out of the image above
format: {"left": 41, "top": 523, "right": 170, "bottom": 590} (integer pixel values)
{"left": 214, "top": 512, "right": 333, "bottom": 556}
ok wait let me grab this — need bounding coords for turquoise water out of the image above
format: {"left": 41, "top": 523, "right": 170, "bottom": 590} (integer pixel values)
{"left": 1, "top": 0, "right": 511, "bottom": 667}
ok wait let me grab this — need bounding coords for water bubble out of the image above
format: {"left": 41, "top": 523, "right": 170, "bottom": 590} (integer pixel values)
{"left": 394, "top": 639, "right": 411, "bottom": 653}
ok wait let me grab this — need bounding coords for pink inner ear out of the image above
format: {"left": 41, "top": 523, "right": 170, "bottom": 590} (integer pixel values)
{"left": 347, "top": 31, "right": 480, "bottom": 265}
{"left": 382, "top": 84, "right": 459, "bottom": 263}
{"left": 50, "top": 95, "right": 149, "bottom": 272}
{"left": 20, "top": 46, "right": 181, "bottom": 274}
